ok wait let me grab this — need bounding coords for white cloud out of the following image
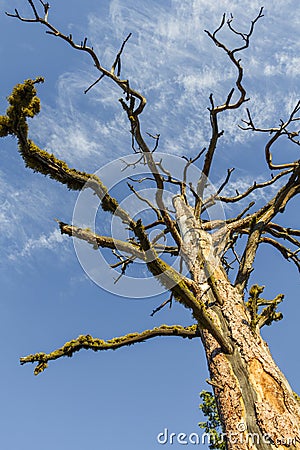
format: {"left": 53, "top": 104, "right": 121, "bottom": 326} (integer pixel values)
{"left": 0, "top": 167, "right": 73, "bottom": 265}
{"left": 26, "top": 0, "right": 299, "bottom": 167}
{"left": 96, "top": 1, "right": 300, "bottom": 150}
{"left": 2, "top": 1, "right": 299, "bottom": 268}
{"left": 8, "top": 228, "right": 64, "bottom": 260}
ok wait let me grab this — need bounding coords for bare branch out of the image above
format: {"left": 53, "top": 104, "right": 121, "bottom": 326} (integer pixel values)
{"left": 195, "top": 8, "right": 264, "bottom": 212}
{"left": 20, "top": 324, "right": 201, "bottom": 375}
{"left": 216, "top": 168, "right": 235, "bottom": 196}
{"left": 268, "top": 222, "right": 300, "bottom": 237}
{"left": 195, "top": 106, "right": 223, "bottom": 215}
{"left": 218, "top": 168, "right": 293, "bottom": 204}
{"left": 146, "top": 132, "right": 160, "bottom": 152}
{"left": 121, "top": 155, "right": 145, "bottom": 171}
{"left": 58, "top": 221, "right": 146, "bottom": 260}
{"left": 202, "top": 167, "right": 235, "bottom": 211}
{"left": 110, "top": 252, "right": 136, "bottom": 269}
{"left": 182, "top": 148, "right": 206, "bottom": 200}
{"left": 111, "top": 33, "right": 132, "bottom": 76}
{"left": 266, "top": 223, "right": 300, "bottom": 248}
{"left": 127, "top": 182, "right": 162, "bottom": 221}
{"left": 6, "top": 1, "right": 146, "bottom": 116}
{"left": 240, "top": 103, "right": 300, "bottom": 170}
{"left": 227, "top": 7, "right": 264, "bottom": 55}
{"left": 260, "top": 237, "right": 300, "bottom": 271}
{"left": 112, "top": 254, "right": 135, "bottom": 284}
{"left": 84, "top": 73, "right": 105, "bottom": 94}
{"left": 150, "top": 294, "right": 173, "bottom": 316}
{"left": 129, "top": 120, "right": 182, "bottom": 247}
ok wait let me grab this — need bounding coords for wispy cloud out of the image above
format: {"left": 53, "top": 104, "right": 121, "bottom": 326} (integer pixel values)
{"left": 91, "top": 1, "right": 300, "bottom": 153}
{"left": 27, "top": 1, "right": 299, "bottom": 166}
{"left": 0, "top": 167, "right": 73, "bottom": 264}
{"left": 2, "top": 1, "right": 299, "bottom": 267}
{"left": 8, "top": 228, "right": 64, "bottom": 260}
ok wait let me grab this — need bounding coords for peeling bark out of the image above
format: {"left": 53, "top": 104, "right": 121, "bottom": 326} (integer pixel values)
{"left": 173, "top": 194, "right": 300, "bottom": 450}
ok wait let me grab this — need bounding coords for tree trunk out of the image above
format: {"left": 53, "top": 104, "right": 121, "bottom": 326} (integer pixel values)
{"left": 173, "top": 195, "right": 300, "bottom": 449}
{"left": 200, "top": 282, "right": 300, "bottom": 449}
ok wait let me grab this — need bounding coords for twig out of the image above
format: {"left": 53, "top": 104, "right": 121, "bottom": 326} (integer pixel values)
{"left": 6, "top": 1, "right": 146, "bottom": 116}
{"left": 260, "top": 237, "right": 300, "bottom": 271}
{"left": 84, "top": 74, "right": 105, "bottom": 94}
{"left": 182, "top": 148, "right": 206, "bottom": 199}
{"left": 150, "top": 294, "right": 173, "bottom": 316}
{"left": 240, "top": 103, "right": 300, "bottom": 170}
{"left": 218, "top": 169, "right": 293, "bottom": 204}
{"left": 111, "top": 33, "right": 132, "bottom": 76}
{"left": 127, "top": 182, "right": 162, "bottom": 221}
{"left": 146, "top": 132, "right": 160, "bottom": 152}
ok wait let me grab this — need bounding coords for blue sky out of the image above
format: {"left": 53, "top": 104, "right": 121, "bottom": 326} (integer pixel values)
{"left": 0, "top": 1, "right": 299, "bottom": 449}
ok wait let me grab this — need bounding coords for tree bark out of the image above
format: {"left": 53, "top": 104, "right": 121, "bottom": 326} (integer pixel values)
{"left": 173, "top": 195, "right": 300, "bottom": 449}
{"left": 201, "top": 285, "right": 300, "bottom": 449}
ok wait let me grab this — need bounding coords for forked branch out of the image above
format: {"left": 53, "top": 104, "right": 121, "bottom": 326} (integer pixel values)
{"left": 6, "top": 1, "right": 184, "bottom": 248}
{"left": 240, "top": 104, "right": 300, "bottom": 170}
{"left": 260, "top": 237, "right": 300, "bottom": 271}
{"left": 217, "top": 168, "right": 293, "bottom": 204}
{"left": 196, "top": 8, "right": 264, "bottom": 211}
{"left": 6, "top": 1, "right": 146, "bottom": 115}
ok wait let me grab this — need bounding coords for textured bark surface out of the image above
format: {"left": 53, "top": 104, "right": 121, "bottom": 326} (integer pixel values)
{"left": 174, "top": 195, "right": 300, "bottom": 450}
{"left": 201, "top": 284, "right": 300, "bottom": 449}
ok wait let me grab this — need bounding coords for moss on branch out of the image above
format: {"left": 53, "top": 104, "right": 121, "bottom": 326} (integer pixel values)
{"left": 245, "top": 284, "right": 284, "bottom": 332}
{"left": 58, "top": 221, "right": 146, "bottom": 259}
{"left": 20, "top": 324, "right": 200, "bottom": 375}
{"left": 0, "top": 78, "right": 142, "bottom": 228}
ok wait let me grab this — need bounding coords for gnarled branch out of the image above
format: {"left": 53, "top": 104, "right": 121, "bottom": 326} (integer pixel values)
{"left": 240, "top": 103, "right": 300, "bottom": 170}
{"left": 20, "top": 324, "right": 201, "bottom": 375}
{"left": 195, "top": 8, "right": 263, "bottom": 214}
{"left": 6, "top": 1, "right": 146, "bottom": 115}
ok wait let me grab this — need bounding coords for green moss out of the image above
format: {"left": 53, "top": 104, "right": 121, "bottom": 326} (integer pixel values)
{"left": 246, "top": 284, "right": 283, "bottom": 332}
{"left": 34, "top": 362, "right": 48, "bottom": 376}
{"left": 293, "top": 392, "right": 300, "bottom": 403}
{"left": 101, "top": 195, "right": 119, "bottom": 213}
{"left": 21, "top": 325, "right": 201, "bottom": 375}
{"left": 0, "top": 78, "right": 112, "bottom": 194}
{"left": 0, "top": 115, "right": 12, "bottom": 137}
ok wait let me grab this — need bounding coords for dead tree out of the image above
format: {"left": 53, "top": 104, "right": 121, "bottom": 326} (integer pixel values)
{"left": 1, "top": 2, "right": 300, "bottom": 449}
